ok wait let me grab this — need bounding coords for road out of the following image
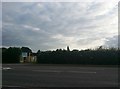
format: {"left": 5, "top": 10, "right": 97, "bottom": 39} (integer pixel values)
{"left": 2, "top": 64, "right": 119, "bottom": 88}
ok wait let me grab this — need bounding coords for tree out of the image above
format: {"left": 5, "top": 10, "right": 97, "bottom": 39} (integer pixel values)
{"left": 21, "top": 47, "right": 32, "bottom": 53}
{"left": 37, "top": 50, "right": 41, "bottom": 54}
{"left": 67, "top": 46, "right": 70, "bottom": 51}
{"left": 2, "top": 47, "right": 22, "bottom": 63}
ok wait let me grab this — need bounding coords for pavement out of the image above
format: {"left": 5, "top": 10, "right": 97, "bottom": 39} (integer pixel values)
{"left": 2, "top": 64, "right": 119, "bottom": 88}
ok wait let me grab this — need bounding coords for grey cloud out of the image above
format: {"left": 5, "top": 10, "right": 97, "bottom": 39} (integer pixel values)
{"left": 2, "top": 2, "right": 118, "bottom": 51}
{"left": 104, "top": 35, "right": 120, "bottom": 48}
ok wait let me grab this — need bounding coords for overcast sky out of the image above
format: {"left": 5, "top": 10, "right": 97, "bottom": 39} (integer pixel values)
{"left": 2, "top": 1, "right": 119, "bottom": 51}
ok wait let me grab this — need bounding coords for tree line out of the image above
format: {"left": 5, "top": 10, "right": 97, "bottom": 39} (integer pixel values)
{"left": 37, "top": 47, "right": 119, "bottom": 65}
{"left": 1, "top": 46, "right": 120, "bottom": 65}
{"left": 2, "top": 47, "right": 31, "bottom": 63}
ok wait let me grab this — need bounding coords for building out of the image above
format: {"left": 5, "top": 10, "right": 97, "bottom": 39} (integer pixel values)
{"left": 20, "top": 52, "right": 37, "bottom": 63}
{"left": 29, "top": 53, "right": 37, "bottom": 62}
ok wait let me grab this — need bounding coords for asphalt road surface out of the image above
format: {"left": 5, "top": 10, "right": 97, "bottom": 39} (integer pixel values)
{"left": 2, "top": 64, "right": 119, "bottom": 88}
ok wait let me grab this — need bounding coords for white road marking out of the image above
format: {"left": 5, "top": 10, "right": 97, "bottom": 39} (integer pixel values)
{"left": 3, "top": 85, "right": 22, "bottom": 87}
{"left": 69, "top": 71, "right": 96, "bottom": 74}
{"left": 2, "top": 67, "right": 12, "bottom": 70}
{"left": 33, "top": 70, "right": 96, "bottom": 74}
{"left": 33, "top": 70, "right": 61, "bottom": 73}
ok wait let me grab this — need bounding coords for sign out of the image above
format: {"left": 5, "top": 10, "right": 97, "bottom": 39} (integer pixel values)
{"left": 22, "top": 52, "right": 27, "bottom": 57}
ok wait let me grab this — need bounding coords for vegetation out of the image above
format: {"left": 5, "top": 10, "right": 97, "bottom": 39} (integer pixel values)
{"left": 2, "top": 47, "right": 31, "bottom": 63}
{"left": 37, "top": 47, "right": 119, "bottom": 65}
{"left": 2, "top": 47, "right": 21, "bottom": 63}
{"left": 2, "top": 46, "right": 120, "bottom": 65}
